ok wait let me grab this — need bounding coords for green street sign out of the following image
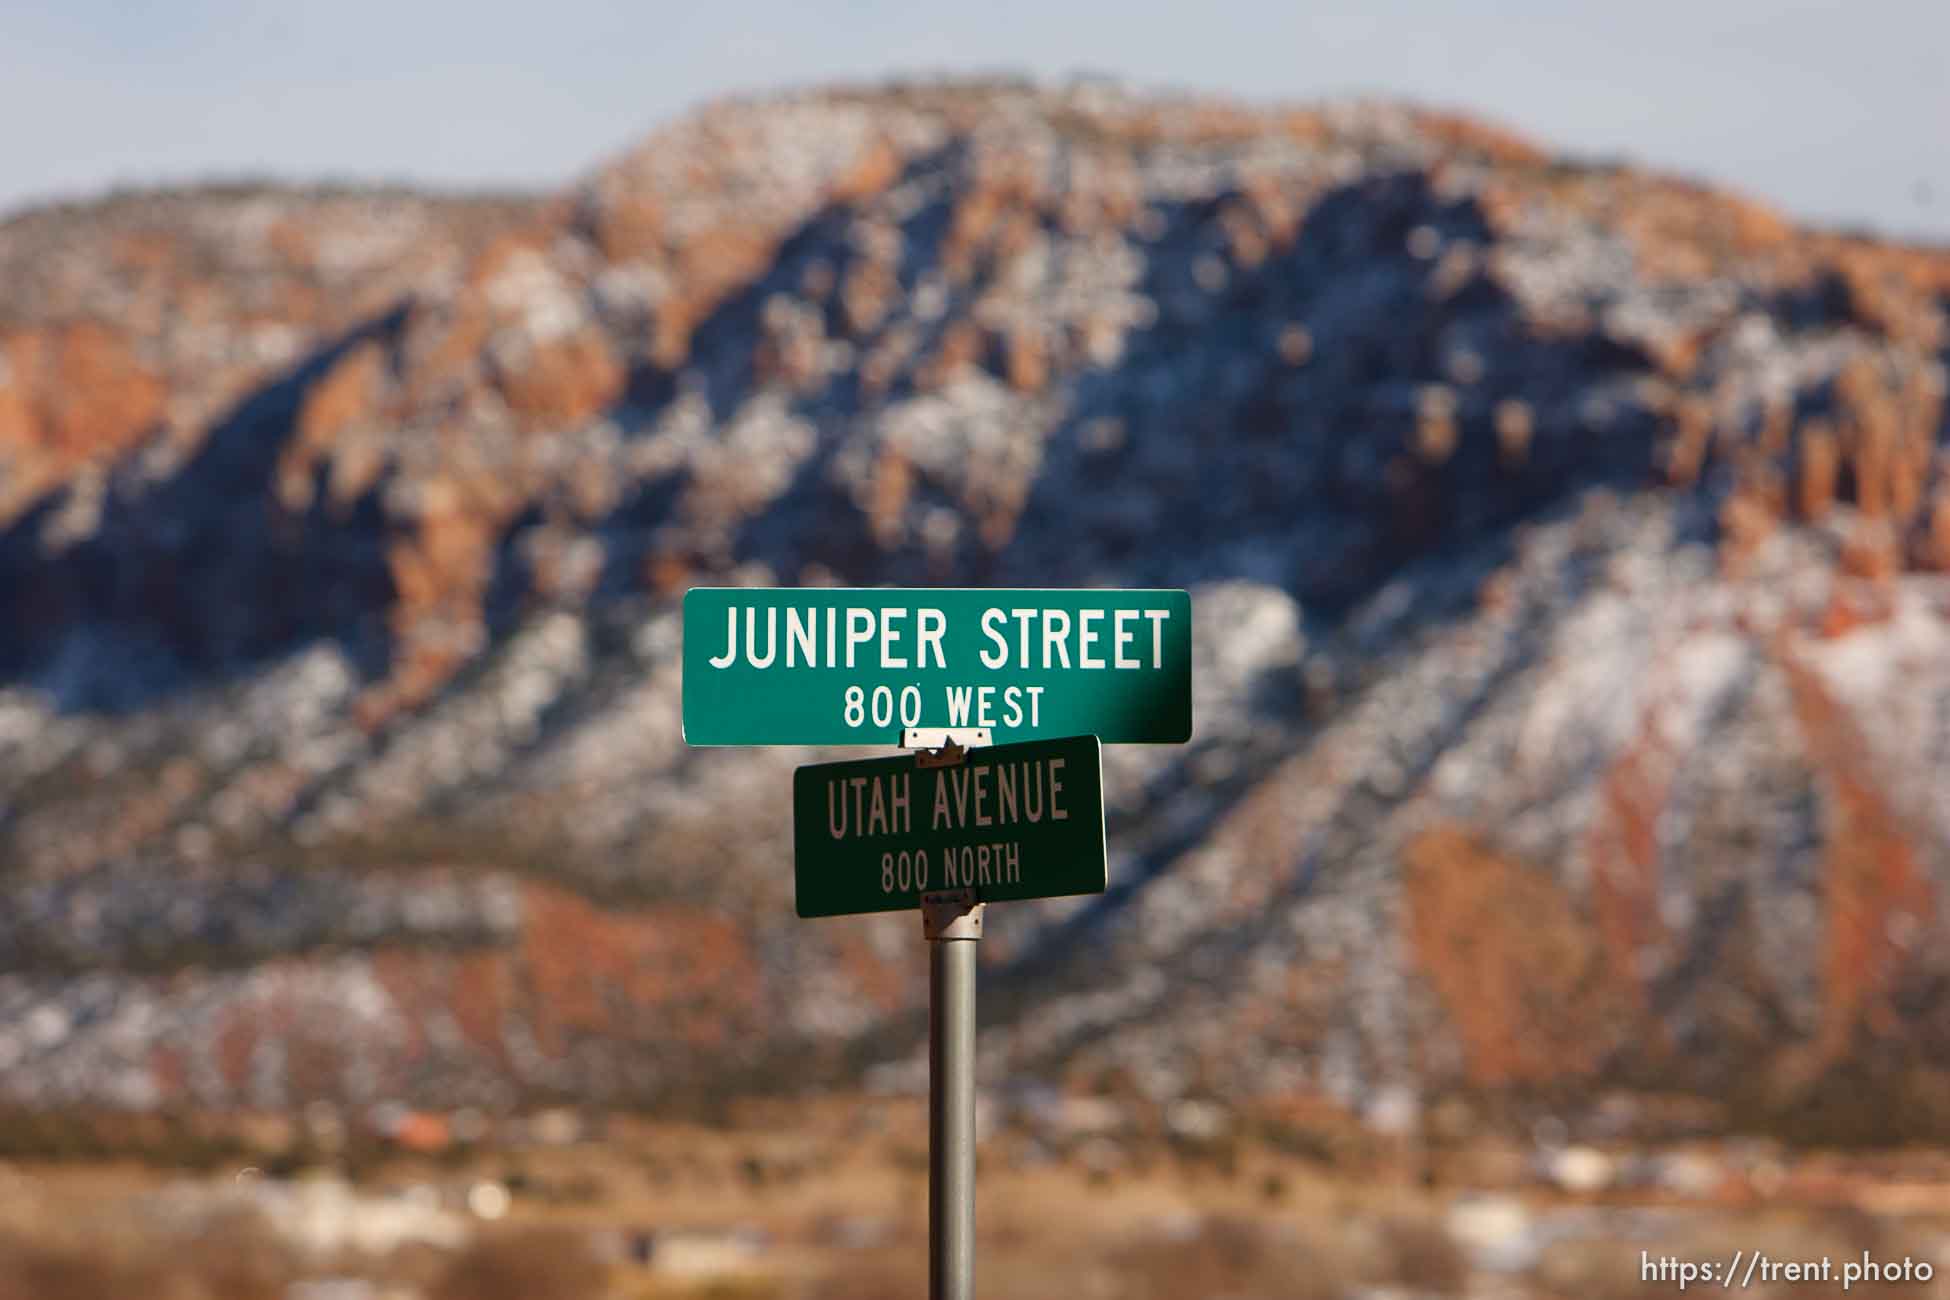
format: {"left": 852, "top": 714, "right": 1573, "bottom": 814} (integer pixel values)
{"left": 793, "top": 735, "right": 1107, "bottom": 918}
{"left": 683, "top": 588, "right": 1191, "bottom": 746}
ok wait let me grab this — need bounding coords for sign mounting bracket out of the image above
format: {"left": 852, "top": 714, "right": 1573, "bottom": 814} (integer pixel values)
{"left": 904, "top": 726, "right": 990, "bottom": 771}
{"left": 902, "top": 726, "right": 991, "bottom": 752}
{"left": 920, "top": 888, "right": 983, "bottom": 940}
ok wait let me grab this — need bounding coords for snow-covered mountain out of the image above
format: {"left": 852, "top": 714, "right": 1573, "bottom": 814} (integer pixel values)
{"left": 1, "top": 81, "right": 1947, "bottom": 1141}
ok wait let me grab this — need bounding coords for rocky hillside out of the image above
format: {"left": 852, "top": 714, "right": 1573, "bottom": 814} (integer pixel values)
{"left": 1, "top": 80, "right": 1948, "bottom": 1140}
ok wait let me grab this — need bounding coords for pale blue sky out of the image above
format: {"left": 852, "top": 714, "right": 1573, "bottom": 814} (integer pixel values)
{"left": 5, "top": 0, "right": 1946, "bottom": 240}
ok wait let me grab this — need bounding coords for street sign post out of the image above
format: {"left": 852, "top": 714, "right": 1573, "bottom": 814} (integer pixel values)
{"left": 792, "top": 734, "right": 1107, "bottom": 918}
{"left": 926, "top": 886, "right": 978, "bottom": 1300}
{"left": 682, "top": 588, "right": 1192, "bottom": 746}
{"left": 686, "top": 585, "right": 1192, "bottom": 1300}
{"left": 791, "top": 731, "right": 1109, "bottom": 1300}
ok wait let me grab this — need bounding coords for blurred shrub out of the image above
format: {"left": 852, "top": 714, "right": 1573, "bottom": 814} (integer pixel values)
{"left": 187, "top": 1209, "right": 294, "bottom": 1300}
{"left": 0, "top": 1107, "right": 247, "bottom": 1171}
{"left": 1377, "top": 1214, "right": 1468, "bottom": 1294}
{"left": 0, "top": 1209, "right": 291, "bottom": 1300}
{"left": 689, "top": 1281, "right": 787, "bottom": 1300}
{"left": 801, "top": 1254, "right": 915, "bottom": 1300}
{"left": 431, "top": 1227, "right": 607, "bottom": 1300}
{"left": 0, "top": 1237, "right": 145, "bottom": 1300}
{"left": 1114, "top": 1213, "right": 1343, "bottom": 1300}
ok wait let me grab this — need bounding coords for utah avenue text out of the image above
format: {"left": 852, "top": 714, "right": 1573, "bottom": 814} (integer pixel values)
{"left": 823, "top": 754, "right": 1071, "bottom": 895}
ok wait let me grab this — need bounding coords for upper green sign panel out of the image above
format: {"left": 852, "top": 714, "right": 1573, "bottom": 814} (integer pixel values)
{"left": 682, "top": 588, "right": 1192, "bottom": 746}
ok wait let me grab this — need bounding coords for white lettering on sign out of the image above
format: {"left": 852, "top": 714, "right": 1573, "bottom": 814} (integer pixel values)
{"left": 846, "top": 609, "right": 874, "bottom": 668}
{"left": 881, "top": 848, "right": 933, "bottom": 893}
{"left": 1146, "top": 608, "right": 1169, "bottom": 668}
{"left": 826, "top": 759, "right": 1063, "bottom": 893}
{"left": 1042, "top": 609, "right": 1071, "bottom": 669}
{"left": 880, "top": 608, "right": 908, "bottom": 668}
{"left": 706, "top": 605, "right": 1175, "bottom": 673}
{"left": 1079, "top": 609, "right": 1104, "bottom": 669}
{"left": 924, "top": 759, "right": 1066, "bottom": 833}
{"left": 917, "top": 608, "right": 947, "bottom": 669}
{"left": 940, "top": 841, "right": 1022, "bottom": 888}
{"left": 945, "top": 684, "right": 1043, "bottom": 728}
{"left": 827, "top": 772, "right": 912, "bottom": 839}
{"left": 979, "top": 609, "right": 1008, "bottom": 669}
{"left": 826, "top": 762, "right": 1066, "bottom": 843}
{"left": 787, "top": 607, "right": 816, "bottom": 666}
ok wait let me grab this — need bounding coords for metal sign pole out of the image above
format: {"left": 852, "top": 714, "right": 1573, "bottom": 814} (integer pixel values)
{"left": 907, "top": 726, "right": 989, "bottom": 1300}
{"left": 924, "top": 890, "right": 981, "bottom": 1300}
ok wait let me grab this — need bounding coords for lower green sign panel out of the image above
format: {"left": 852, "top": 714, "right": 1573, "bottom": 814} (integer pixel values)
{"left": 793, "top": 735, "right": 1107, "bottom": 918}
